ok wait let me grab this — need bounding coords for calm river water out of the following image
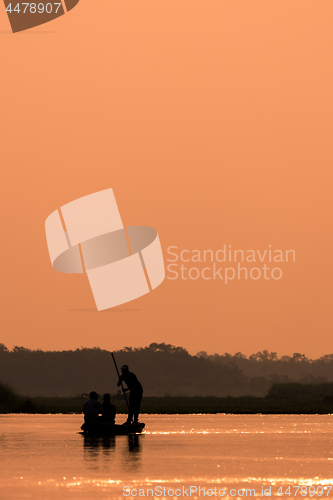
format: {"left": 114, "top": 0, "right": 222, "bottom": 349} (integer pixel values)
{"left": 0, "top": 414, "right": 333, "bottom": 499}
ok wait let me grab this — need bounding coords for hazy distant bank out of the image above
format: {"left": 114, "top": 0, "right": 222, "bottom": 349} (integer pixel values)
{"left": 2, "top": 395, "right": 333, "bottom": 415}
{"left": 1, "top": 342, "right": 333, "bottom": 398}
{"left": 2, "top": 384, "right": 333, "bottom": 415}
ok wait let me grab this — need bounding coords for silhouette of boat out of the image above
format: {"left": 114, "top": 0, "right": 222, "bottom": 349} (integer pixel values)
{"left": 80, "top": 422, "right": 145, "bottom": 436}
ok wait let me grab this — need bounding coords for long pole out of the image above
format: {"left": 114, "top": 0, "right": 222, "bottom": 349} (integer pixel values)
{"left": 111, "top": 352, "right": 129, "bottom": 409}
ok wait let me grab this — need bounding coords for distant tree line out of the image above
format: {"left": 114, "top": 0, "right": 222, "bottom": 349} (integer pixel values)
{"left": 197, "top": 349, "right": 333, "bottom": 389}
{"left": 0, "top": 342, "right": 332, "bottom": 398}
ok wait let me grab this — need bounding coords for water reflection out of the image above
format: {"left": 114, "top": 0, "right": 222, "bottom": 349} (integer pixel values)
{"left": 83, "top": 435, "right": 116, "bottom": 460}
{"left": 128, "top": 434, "right": 141, "bottom": 453}
{"left": 82, "top": 434, "right": 144, "bottom": 464}
{"left": 121, "top": 434, "right": 144, "bottom": 472}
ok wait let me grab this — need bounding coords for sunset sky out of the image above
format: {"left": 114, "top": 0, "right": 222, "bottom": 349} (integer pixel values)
{"left": 0, "top": 1, "right": 332, "bottom": 357}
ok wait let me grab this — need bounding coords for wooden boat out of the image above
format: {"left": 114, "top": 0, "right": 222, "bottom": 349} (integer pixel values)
{"left": 80, "top": 421, "right": 145, "bottom": 436}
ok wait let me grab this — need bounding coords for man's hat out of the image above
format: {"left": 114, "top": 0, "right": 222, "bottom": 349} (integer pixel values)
{"left": 121, "top": 365, "right": 129, "bottom": 371}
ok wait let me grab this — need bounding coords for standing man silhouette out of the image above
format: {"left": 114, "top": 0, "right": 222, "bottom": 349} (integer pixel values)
{"left": 117, "top": 365, "right": 143, "bottom": 425}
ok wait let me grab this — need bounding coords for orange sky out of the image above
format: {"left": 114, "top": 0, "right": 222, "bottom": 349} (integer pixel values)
{"left": 0, "top": 1, "right": 332, "bottom": 357}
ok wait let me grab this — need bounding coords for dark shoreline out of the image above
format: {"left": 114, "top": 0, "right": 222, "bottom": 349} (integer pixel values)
{"left": 2, "top": 396, "right": 333, "bottom": 415}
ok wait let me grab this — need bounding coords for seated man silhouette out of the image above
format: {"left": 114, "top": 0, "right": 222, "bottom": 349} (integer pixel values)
{"left": 83, "top": 391, "right": 102, "bottom": 425}
{"left": 117, "top": 365, "right": 143, "bottom": 425}
{"left": 101, "top": 393, "right": 116, "bottom": 424}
